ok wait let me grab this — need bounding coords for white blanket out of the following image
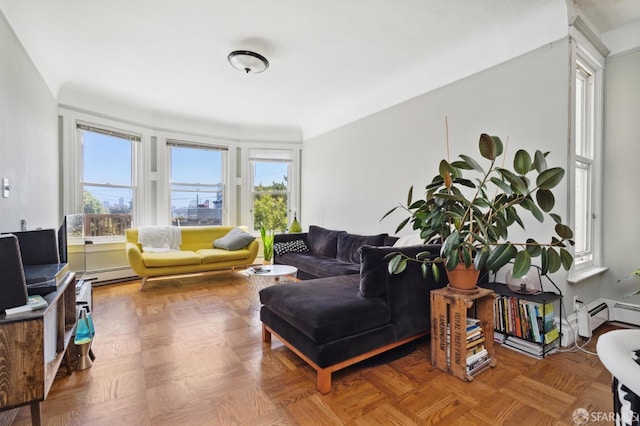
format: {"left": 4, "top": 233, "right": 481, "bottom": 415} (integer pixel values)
{"left": 138, "top": 225, "right": 182, "bottom": 252}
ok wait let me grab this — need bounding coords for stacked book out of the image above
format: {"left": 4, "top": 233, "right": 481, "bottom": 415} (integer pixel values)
{"left": 465, "top": 318, "right": 491, "bottom": 375}
{"left": 493, "top": 295, "right": 561, "bottom": 358}
{"left": 503, "top": 335, "right": 560, "bottom": 359}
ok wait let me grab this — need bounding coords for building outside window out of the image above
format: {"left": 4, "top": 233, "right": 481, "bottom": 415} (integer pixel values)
{"left": 79, "top": 125, "right": 139, "bottom": 238}
{"left": 250, "top": 149, "right": 292, "bottom": 232}
{"left": 168, "top": 141, "right": 226, "bottom": 226}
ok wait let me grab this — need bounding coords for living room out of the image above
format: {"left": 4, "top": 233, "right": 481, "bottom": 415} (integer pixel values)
{"left": 1, "top": 0, "right": 640, "bottom": 424}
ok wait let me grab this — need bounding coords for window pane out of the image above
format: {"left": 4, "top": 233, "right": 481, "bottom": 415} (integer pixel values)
{"left": 575, "top": 74, "right": 584, "bottom": 156}
{"left": 80, "top": 128, "right": 135, "bottom": 238}
{"left": 252, "top": 160, "right": 289, "bottom": 231}
{"left": 81, "top": 131, "right": 132, "bottom": 185}
{"left": 253, "top": 162, "right": 288, "bottom": 191}
{"left": 253, "top": 193, "right": 288, "bottom": 231}
{"left": 171, "top": 146, "right": 222, "bottom": 184}
{"left": 170, "top": 145, "right": 224, "bottom": 226}
{"left": 574, "top": 161, "right": 591, "bottom": 261}
{"left": 575, "top": 65, "right": 593, "bottom": 160}
{"left": 171, "top": 190, "right": 222, "bottom": 226}
{"left": 83, "top": 185, "right": 133, "bottom": 236}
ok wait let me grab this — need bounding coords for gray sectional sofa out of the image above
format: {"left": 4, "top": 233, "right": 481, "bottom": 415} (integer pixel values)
{"left": 261, "top": 233, "right": 447, "bottom": 393}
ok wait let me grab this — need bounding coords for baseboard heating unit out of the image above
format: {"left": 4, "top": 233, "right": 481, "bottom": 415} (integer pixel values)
{"left": 612, "top": 302, "right": 640, "bottom": 326}
{"left": 577, "top": 302, "right": 609, "bottom": 338}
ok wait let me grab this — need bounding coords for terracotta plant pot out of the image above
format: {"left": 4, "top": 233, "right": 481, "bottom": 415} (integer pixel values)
{"left": 445, "top": 263, "right": 480, "bottom": 292}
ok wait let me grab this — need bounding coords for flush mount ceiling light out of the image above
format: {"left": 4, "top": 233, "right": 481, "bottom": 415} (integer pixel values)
{"left": 227, "top": 50, "right": 269, "bottom": 74}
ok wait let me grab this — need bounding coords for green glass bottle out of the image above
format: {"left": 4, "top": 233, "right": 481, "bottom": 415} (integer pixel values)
{"left": 290, "top": 214, "right": 302, "bottom": 233}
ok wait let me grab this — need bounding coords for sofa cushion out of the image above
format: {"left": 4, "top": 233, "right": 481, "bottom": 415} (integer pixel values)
{"left": 359, "top": 244, "right": 442, "bottom": 298}
{"left": 336, "top": 232, "right": 387, "bottom": 264}
{"left": 197, "top": 248, "right": 251, "bottom": 263}
{"left": 142, "top": 251, "right": 202, "bottom": 267}
{"left": 213, "top": 227, "right": 255, "bottom": 250}
{"left": 278, "top": 252, "right": 360, "bottom": 278}
{"left": 273, "top": 239, "right": 309, "bottom": 256}
{"left": 259, "top": 274, "right": 390, "bottom": 344}
{"left": 307, "top": 226, "right": 345, "bottom": 258}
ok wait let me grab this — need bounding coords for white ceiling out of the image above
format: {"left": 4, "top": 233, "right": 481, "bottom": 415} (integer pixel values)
{"left": 1, "top": 0, "right": 639, "bottom": 139}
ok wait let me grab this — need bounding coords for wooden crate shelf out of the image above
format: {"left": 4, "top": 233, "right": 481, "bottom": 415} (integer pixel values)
{"left": 430, "top": 286, "right": 496, "bottom": 381}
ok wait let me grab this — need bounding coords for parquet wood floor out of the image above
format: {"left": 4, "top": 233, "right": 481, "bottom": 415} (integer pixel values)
{"left": 8, "top": 271, "right": 633, "bottom": 425}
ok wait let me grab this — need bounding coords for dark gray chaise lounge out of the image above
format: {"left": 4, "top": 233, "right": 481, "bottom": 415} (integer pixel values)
{"left": 260, "top": 244, "right": 446, "bottom": 393}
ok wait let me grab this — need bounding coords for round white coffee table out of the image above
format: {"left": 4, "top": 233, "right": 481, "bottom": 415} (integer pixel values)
{"left": 245, "top": 264, "right": 298, "bottom": 309}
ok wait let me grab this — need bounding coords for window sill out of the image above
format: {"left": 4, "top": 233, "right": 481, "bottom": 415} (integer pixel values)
{"left": 568, "top": 266, "right": 609, "bottom": 284}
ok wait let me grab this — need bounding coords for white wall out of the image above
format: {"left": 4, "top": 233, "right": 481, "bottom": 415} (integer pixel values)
{"left": 303, "top": 40, "right": 570, "bottom": 232}
{"left": 0, "top": 11, "right": 58, "bottom": 232}
{"left": 302, "top": 39, "right": 580, "bottom": 298}
{"left": 600, "top": 48, "right": 640, "bottom": 303}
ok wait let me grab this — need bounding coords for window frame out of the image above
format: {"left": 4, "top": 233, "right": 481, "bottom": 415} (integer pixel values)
{"left": 75, "top": 122, "right": 141, "bottom": 241}
{"left": 569, "top": 35, "right": 605, "bottom": 277}
{"left": 166, "top": 140, "right": 228, "bottom": 226}
{"left": 248, "top": 148, "right": 297, "bottom": 232}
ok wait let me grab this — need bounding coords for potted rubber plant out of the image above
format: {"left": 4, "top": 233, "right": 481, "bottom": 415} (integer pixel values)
{"left": 260, "top": 223, "right": 274, "bottom": 264}
{"left": 383, "top": 133, "right": 575, "bottom": 291}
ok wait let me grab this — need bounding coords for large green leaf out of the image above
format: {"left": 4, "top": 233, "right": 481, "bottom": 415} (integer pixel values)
{"left": 511, "top": 250, "right": 531, "bottom": 278}
{"left": 450, "top": 160, "right": 473, "bottom": 170}
{"left": 459, "top": 154, "right": 484, "bottom": 174}
{"left": 479, "top": 134, "right": 498, "bottom": 160}
{"left": 536, "top": 167, "right": 565, "bottom": 189}
{"left": 486, "top": 244, "right": 516, "bottom": 271}
{"left": 442, "top": 231, "right": 461, "bottom": 257}
{"left": 497, "top": 168, "right": 529, "bottom": 195}
{"left": 536, "top": 189, "right": 555, "bottom": 212}
{"left": 453, "top": 178, "right": 476, "bottom": 188}
{"left": 534, "top": 150, "right": 548, "bottom": 173}
{"left": 395, "top": 217, "right": 410, "bottom": 234}
{"left": 555, "top": 223, "right": 574, "bottom": 239}
{"left": 432, "top": 262, "right": 440, "bottom": 282}
{"left": 474, "top": 246, "right": 490, "bottom": 270}
{"left": 513, "top": 150, "right": 532, "bottom": 175}
{"left": 445, "top": 251, "right": 459, "bottom": 270}
{"left": 439, "top": 160, "right": 451, "bottom": 178}
{"left": 490, "top": 177, "right": 513, "bottom": 196}
{"left": 521, "top": 198, "right": 544, "bottom": 222}
{"left": 462, "top": 248, "right": 472, "bottom": 268}
{"left": 525, "top": 238, "right": 542, "bottom": 257}
{"left": 388, "top": 255, "right": 407, "bottom": 274}
{"left": 408, "top": 199, "right": 426, "bottom": 209}
{"left": 560, "top": 248, "right": 573, "bottom": 270}
{"left": 549, "top": 213, "right": 562, "bottom": 224}
{"left": 493, "top": 136, "right": 504, "bottom": 156}
{"left": 547, "top": 248, "right": 561, "bottom": 273}
{"left": 421, "top": 262, "right": 428, "bottom": 279}
{"left": 380, "top": 205, "right": 399, "bottom": 221}
{"left": 540, "top": 248, "right": 548, "bottom": 275}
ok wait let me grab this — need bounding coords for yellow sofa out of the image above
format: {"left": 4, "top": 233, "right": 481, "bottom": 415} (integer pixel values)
{"left": 126, "top": 226, "right": 259, "bottom": 289}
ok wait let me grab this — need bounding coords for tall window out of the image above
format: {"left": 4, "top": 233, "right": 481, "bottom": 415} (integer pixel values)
{"left": 250, "top": 149, "right": 292, "bottom": 231}
{"left": 168, "top": 141, "right": 226, "bottom": 226}
{"left": 572, "top": 45, "right": 603, "bottom": 272}
{"left": 79, "top": 125, "right": 139, "bottom": 237}
{"left": 574, "top": 62, "right": 594, "bottom": 265}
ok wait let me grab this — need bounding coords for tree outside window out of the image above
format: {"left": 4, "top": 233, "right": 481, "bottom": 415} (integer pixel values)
{"left": 252, "top": 160, "right": 289, "bottom": 232}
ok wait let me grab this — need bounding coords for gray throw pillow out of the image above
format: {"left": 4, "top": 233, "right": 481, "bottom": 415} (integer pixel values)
{"left": 214, "top": 228, "right": 255, "bottom": 250}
